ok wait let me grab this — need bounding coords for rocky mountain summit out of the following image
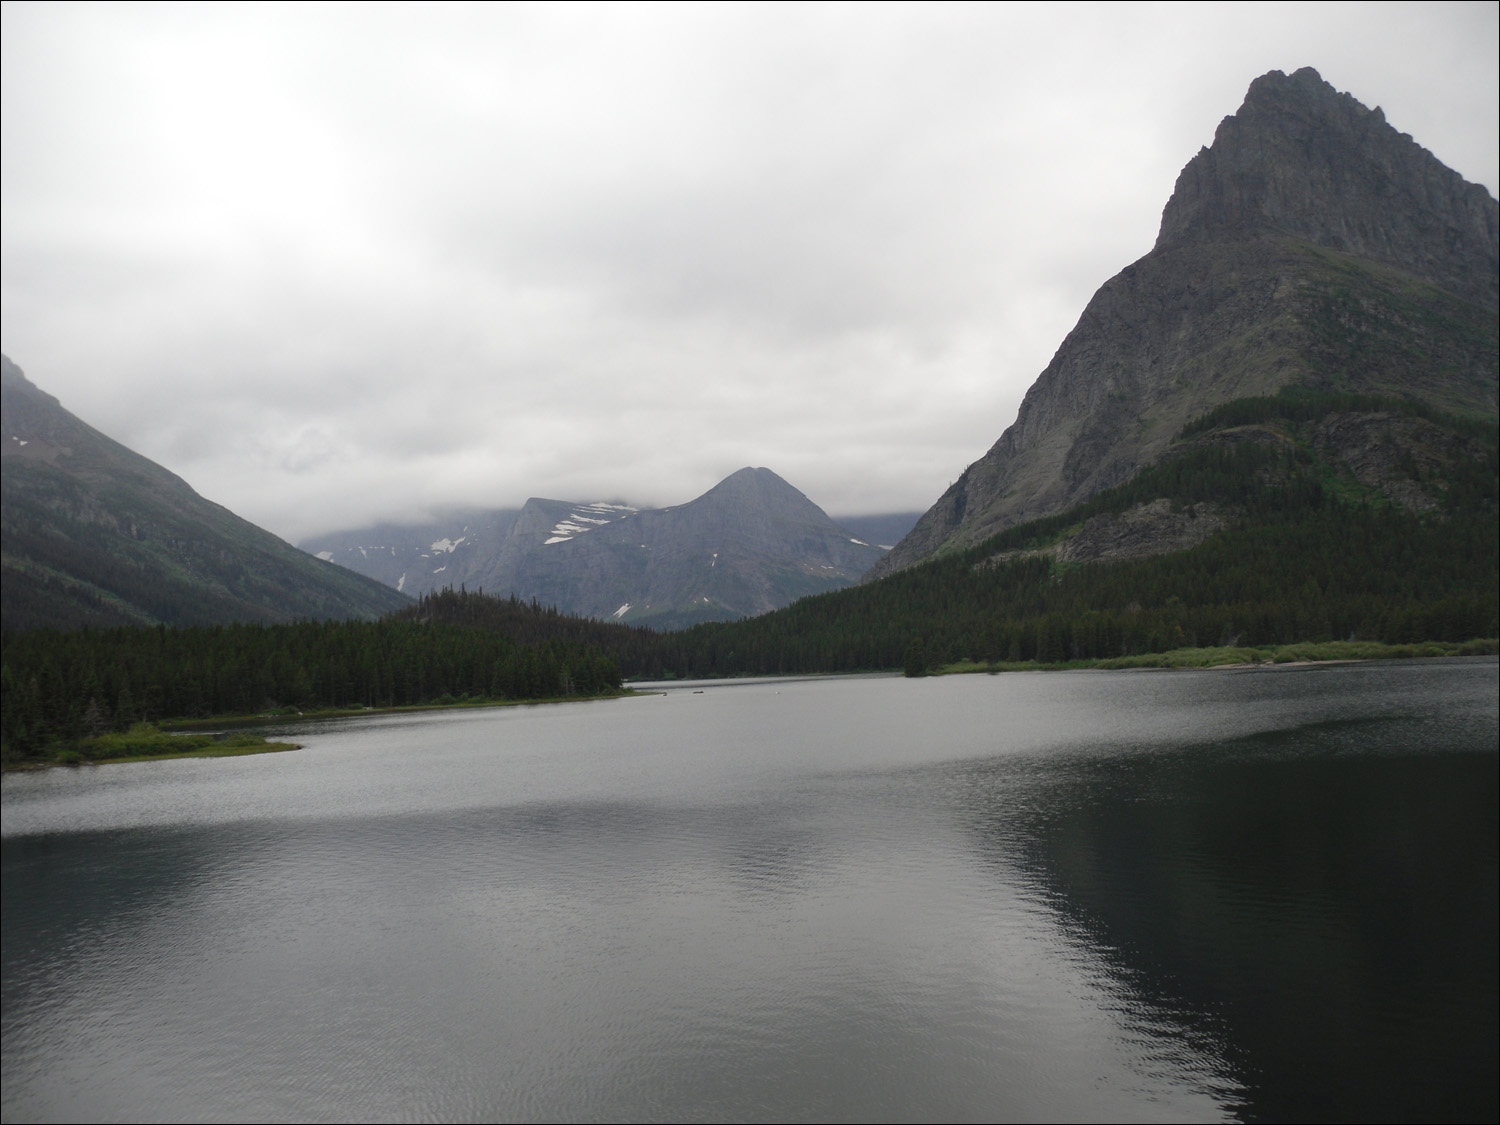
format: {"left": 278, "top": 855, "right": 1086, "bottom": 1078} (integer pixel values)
{"left": 304, "top": 467, "right": 886, "bottom": 629}
{"left": 1, "top": 356, "right": 410, "bottom": 630}
{"left": 1158, "top": 67, "right": 1497, "bottom": 307}
{"left": 869, "top": 67, "right": 1499, "bottom": 579}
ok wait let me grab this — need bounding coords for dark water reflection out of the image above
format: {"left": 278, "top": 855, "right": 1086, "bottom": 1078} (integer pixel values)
{"left": 3, "top": 659, "right": 1496, "bottom": 1122}
{"left": 959, "top": 727, "right": 1498, "bottom": 1123}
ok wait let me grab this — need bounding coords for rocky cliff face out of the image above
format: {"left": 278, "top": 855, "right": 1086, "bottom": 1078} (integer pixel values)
{"left": 868, "top": 68, "right": 1499, "bottom": 580}
{"left": 1158, "top": 68, "right": 1498, "bottom": 308}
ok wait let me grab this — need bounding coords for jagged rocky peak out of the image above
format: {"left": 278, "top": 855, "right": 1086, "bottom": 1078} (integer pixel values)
{"left": 1157, "top": 67, "right": 1498, "bottom": 308}
{"left": 864, "top": 68, "right": 1498, "bottom": 583}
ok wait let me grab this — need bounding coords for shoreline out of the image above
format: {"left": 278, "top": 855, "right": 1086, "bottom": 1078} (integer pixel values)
{"left": 7, "top": 647, "right": 1493, "bottom": 767}
{"left": 631, "top": 641, "right": 1498, "bottom": 684}
{"left": 3, "top": 733, "right": 304, "bottom": 771}
{"left": 928, "top": 638, "right": 1498, "bottom": 677}
{"left": 4, "top": 691, "right": 646, "bottom": 770}
{"left": 158, "top": 688, "right": 645, "bottom": 733}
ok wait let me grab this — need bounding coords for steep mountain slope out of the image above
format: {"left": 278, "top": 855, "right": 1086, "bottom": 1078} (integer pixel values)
{"left": 869, "top": 67, "right": 1498, "bottom": 578}
{"left": 304, "top": 468, "right": 884, "bottom": 629}
{"left": 303, "top": 508, "right": 526, "bottom": 594}
{"left": 1, "top": 356, "right": 410, "bottom": 630}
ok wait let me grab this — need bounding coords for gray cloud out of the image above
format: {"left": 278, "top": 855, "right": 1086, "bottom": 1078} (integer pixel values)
{"left": 3, "top": 3, "right": 1496, "bottom": 541}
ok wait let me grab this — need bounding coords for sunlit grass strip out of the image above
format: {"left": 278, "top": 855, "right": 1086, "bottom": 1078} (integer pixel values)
{"left": 935, "top": 637, "right": 1497, "bottom": 675}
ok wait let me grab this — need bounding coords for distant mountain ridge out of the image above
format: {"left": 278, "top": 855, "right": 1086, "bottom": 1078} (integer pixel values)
{"left": 303, "top": 467, "right": 887, "bottom": 629}
{"left": 869, "top": 67, "right": 1499, "bottom": 579}
{"left": 304, "top": 508, "right": 527, "bottom": 594}
{"left": 1, "top": 356, "right": 410, "bottom": 630}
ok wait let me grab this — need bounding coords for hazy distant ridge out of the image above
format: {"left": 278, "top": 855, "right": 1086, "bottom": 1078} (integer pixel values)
{"left": 303, "top": 468, "right": 891, "bottom": 629}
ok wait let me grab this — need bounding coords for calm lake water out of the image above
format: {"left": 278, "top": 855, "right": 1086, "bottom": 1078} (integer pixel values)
{"left": 3, "top": 659, "right": 1496, "bottom": 1123}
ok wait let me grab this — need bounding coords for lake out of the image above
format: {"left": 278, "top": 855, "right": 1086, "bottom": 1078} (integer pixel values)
{"left": 3, "top": 659, "right": 1496, "bottom": 1122}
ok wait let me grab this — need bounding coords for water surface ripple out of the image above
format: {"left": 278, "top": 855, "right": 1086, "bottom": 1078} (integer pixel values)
{"left": 4, "top": 659, "right": 1496, "bottom": 1122}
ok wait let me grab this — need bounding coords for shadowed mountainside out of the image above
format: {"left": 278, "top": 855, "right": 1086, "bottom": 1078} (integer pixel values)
{"left": 1, "top": 356, "right": 410, "bottom": 631}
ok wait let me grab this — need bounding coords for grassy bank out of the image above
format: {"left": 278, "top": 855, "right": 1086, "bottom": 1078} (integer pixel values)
{"left": 158, "top": 689, "right": 642, "bottom": 733}
{"left": 5, "top": 722, "right": 302, "bottom": 769}
{"left": 5, "top": 690, "right": 646, "bottom": 768}
{"left": 932, "top": 637, "right": 1498, "bottom": 675}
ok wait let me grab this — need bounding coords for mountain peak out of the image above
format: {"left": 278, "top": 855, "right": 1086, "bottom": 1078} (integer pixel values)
{"left": 1156, "top": 68, "right": 1498, "bottom": 308}
{"left": 867, "top": 68, "right": 1498, "bottom": 581}
{"left": 702, "top": 465, "right": 809, "bottom": 504}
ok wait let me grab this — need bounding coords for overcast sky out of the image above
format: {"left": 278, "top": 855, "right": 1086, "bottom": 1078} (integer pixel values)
{"left": 3, "top": 2, "right": 1497, "bottom": 542}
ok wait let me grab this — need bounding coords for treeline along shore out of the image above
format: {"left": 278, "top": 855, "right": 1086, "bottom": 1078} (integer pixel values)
{"left": 4, "top": 392, "right": 1497, "bottom": 764}
{"left": 2, "top": 599, "right": 627, "bottom": 763}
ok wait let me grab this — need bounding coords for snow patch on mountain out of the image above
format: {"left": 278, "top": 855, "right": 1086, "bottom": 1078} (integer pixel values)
{"left": 545, "top": 502, "right": 639, "bottom": 544}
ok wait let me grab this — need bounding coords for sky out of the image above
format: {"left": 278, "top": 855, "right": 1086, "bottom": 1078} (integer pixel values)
{"left": 3, "top": 2, "right": 1497, "bottom": 543}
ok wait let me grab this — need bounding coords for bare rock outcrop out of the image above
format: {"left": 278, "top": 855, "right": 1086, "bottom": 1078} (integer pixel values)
{"left": 1312, "top": 411, "right": 1491, "bottom": 513}
{"left": 975, "top": 499, "right": 1229, "bottom": 572}
{"left": 1055, "top": 499, "right": 1229, "bottom": 564}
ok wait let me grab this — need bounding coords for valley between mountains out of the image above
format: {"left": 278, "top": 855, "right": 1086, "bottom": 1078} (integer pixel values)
{"left": 3, "top": 67, "right": 1496, "bottom": 760}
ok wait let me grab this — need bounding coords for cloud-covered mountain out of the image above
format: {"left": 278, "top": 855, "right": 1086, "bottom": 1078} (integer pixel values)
{"left": 869, "top": 67, "right": 1498, "bottom": 579}
{"left": 303, "top": 468, "right": 886, "bottom": 629}
{"left": 1, "top": 356, "right": 410, "bottom": 630}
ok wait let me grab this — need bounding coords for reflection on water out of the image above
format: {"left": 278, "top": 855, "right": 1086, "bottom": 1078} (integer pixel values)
{"left": 963, "top": 731, "right": 1499, "bottom": 1123}
{"left": 3, "top": 659, "right": 1496, "bottom": 1122}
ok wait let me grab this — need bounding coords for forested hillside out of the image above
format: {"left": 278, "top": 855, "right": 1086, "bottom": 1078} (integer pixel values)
{"left": 1, "top": 598, "right": 625, "bottom": 761}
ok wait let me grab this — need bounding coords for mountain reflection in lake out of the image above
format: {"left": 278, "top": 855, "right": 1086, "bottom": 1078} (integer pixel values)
{"left": 4, "top": 659, "right": 1496, "bottom": 1123}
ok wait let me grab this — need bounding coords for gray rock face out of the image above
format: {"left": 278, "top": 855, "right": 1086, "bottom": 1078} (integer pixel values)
{"left": 1054, "top": 499, "right": 1229, "bottom": 564}
{"left": 1158, "top": 68, "right": 1498, "bottom": 309}
{"left": 305, "top": 467, "right": 886, "bottom": 628}
{"left": 1310, "top": 411, "right": 1489, "bottom": 513}
{"left": 867, "top": 69, "right": 1499, "bottom": 581}
{"left": 972, "top": 499, "right": 1228, "bottom": 571}
{"left": 299, "top": 509, "right": 526, "bottom": 594}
